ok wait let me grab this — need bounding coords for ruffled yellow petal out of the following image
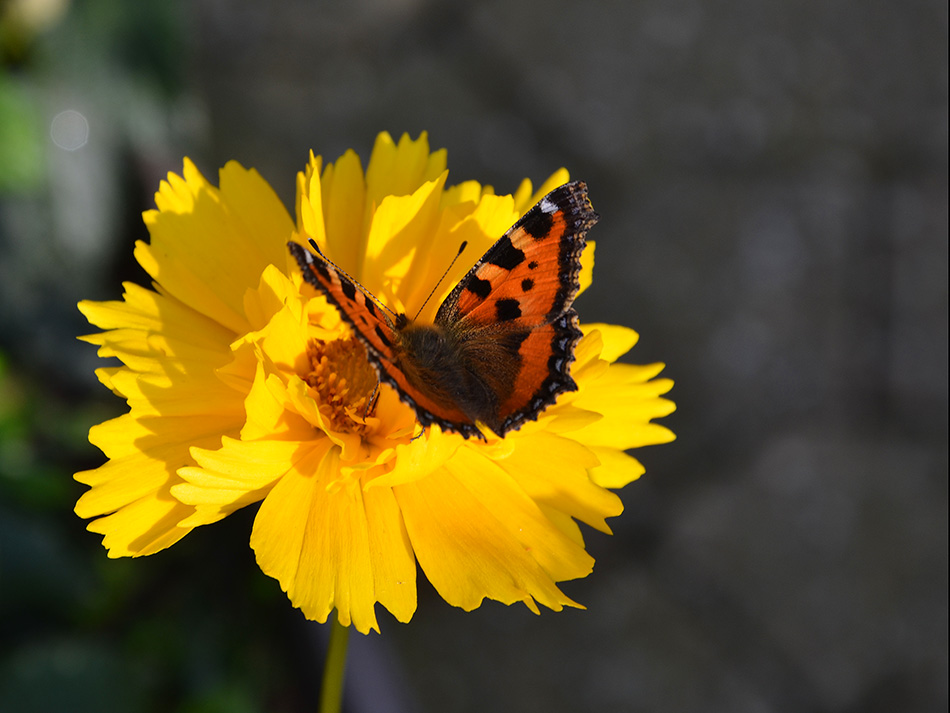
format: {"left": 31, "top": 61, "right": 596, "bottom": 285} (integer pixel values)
{"left": 173, "top": 437, "right": 304, "bottom": 523}
{"left": 363, "top": 172, "right": 448, "bottom": 308}
{"left": 581, "top": 323, "right": 639, "bottom": 363}
{"left": 79, "top": 282, "right": 234, "bottom": 361}
{"left": 396, "top": 447, "right": 592, "bottom": 614}
{"left": 588, "top": 447, "right": 647, "bottom": 489}
{"left": 365, "top": 131, "right": 446, "bottom": 207}
{"left": 322, "top": 149, "right": 367, "bottom": 273}
{"left": 84, "top": 484, "right": 194, "bottom": 558}
{"left": 75, "top": 412, "right": 242, "bottom": 556}
{"left": 76, "top": 280, "right": 246, "bottom": 556}
{"left": 295, "top": 152, "right": 325, "bottom": 252}
{"left": 492, "top": 431, "right": 622, "bottom": 534}
{"left": 238, "top": 363, "right": 319, "bottom": 441}
{"left": 250, "top": 443, "right": 415, "bottom": 634}
{"left": 136, "top": 159, "right": 294, "bottom": 334}
{"left": 571, "top": 364, "right": 676, "bottom": 449}
{"left": 368, "top": 425, "right": 463, "bottom": 489}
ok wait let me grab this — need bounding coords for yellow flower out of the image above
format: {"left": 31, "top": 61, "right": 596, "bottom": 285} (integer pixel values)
{"left": 76, "top": 132, "right": 675, "bottom": 634}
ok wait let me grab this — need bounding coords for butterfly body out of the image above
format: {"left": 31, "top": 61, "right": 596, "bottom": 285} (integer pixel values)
{"left": 289, "top": 180, "right": 598, "bottom": 440}
{"left": 392, "top": 320, "right": 510, "bottom": 434}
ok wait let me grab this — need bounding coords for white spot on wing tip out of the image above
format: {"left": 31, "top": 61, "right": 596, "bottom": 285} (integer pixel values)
{"left": 539, "top": 197, "right": 557, "bottom": 214}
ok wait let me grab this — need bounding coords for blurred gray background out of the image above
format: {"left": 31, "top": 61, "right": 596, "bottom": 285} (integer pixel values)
{"left": 0, "top": 1, "right": 946, "bottom": 712}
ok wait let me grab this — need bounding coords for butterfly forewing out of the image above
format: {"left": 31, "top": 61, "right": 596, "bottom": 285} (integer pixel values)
{"left": 439, "top": 181, "right": 596, "bottom": 328}
{"left": 288, "top": 242, "right": 395, "bottom": 361}
{"left": 436, "top": 181, "right": 597, "bottom": 434}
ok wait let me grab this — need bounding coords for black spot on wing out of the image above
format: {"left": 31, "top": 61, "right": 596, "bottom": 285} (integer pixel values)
{"left": 501, "top": 330, "right": 529, "bottom": 355}
{"left": 521, "top": 278, "right": 534, "bottom": 292}
{"left": 374, "top": 325, "right": 392, "bottom": 348}
{"left": 340, "top": 279, "right": 357, "bottom": 301}
{"left": 495, "top": 298, "right": 522, "bottom": 321}
{"left": 467, "top": 276, "right": 492, "bottom": 299}
{"left": 486, "top": 236, "right": 525, "bottom": 270}
{"left": 522, "top": 205, "right": 554, "bottom": 239}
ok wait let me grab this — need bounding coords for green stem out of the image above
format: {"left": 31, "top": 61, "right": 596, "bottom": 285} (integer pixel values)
{"left": 319, "top": 613, "right": 350, "bottom": 713}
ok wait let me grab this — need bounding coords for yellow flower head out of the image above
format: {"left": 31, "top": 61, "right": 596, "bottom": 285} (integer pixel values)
{"left": 76, "top": 132, "right": 675, "bottom": 634}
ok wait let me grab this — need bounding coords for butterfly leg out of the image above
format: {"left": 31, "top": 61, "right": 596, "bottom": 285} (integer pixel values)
{"left": 363, "top": 377, "right": 381, "bottom": 419}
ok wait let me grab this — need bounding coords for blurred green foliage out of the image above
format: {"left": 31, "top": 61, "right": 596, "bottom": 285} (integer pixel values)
{"left": 0, "top": 74, "right": 44, "bottom": 192}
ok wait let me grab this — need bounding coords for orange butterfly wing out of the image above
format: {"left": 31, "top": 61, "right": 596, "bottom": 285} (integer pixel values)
{"left": 435, "top": 180, "right": 598, "bottom": 435}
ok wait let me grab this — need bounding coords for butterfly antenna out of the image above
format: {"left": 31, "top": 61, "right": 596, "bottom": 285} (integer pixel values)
{"left": 412, "top": 241, "right": 468, "bottom": 321}
{"left": 306, "top": 239, "right": 399, "bottom": 322}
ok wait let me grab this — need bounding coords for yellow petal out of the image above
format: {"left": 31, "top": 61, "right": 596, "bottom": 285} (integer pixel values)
{"left": 238, "top": 365, "right": 316, "bottom": 441}
{"left": 183, "top": 437, "right": 301, "bottom": 491}
{"left": 322, "top": 149, "right": 367, "bottom": 273}
{"left": 298, "top": 157, "right": 327, "bottom": 251}
{"left": 588, "top": 447, "right": 646, "bottom": 489}
{"left": 365, "top": 132, "right": 446, "bottom": 206}
{"left": 85, "top": 487, "right": 195, "bottom": 558}
{"left": 76, "top": 413, "right": 239, "bottom": 505}
{"left": 395, "top": 448, "right": 592, "bottom": 614}
{"left": 361, "top": 476, "right": 417, "bottom": 624}
{"left": 494, "top": 431, "right": 622, "bottom": 534}
{"left": 136, "top": 159, "right": 294, "bottom": 334}
{"left": 79, "top": 281, "right": 234, "bottom": 348}
{"left": 173, "top": 437, "right": 306, "bottom": 526}
{"left": 362, "top": 171, "right": 448, "bottom": 304}
{"left": 75, "top": 411, "right": 242, "bottom": 556}
{"left": 219, "top": 160, "right": 295, "bottom": 272}
{"left": 578, "top": 240, "right": 596, "bottom": 295}
{"left": 251, "top": 443, "right": 415, "bottom": 634}
{"left": 443, "top": 179, "right": 490, "bottom": 209}
{"left": 581, "top": 323, "right": 640, "bottom": 363}
{"left": 570, "top": 371, "right": 676, "bottom": 450}
{"left": 368, "top": 425, "right": 463, "bottom": 489}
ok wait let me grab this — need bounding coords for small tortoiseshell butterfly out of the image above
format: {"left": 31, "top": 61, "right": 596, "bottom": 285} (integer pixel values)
{"left": 288, "top": 180, "right": 598, "bottom": 440}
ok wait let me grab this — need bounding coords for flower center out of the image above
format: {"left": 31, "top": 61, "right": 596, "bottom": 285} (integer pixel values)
{"left": 305, "top": 336, "right": 378, "bottom": 435}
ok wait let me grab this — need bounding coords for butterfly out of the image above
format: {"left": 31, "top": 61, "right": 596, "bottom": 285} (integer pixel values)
{"left": 288, "top": 180, "right": 598, "bottom": 440}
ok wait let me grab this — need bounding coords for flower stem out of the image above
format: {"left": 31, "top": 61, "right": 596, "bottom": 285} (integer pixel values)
{"left": 319, "top": 613, "right": 350, "bottom": 713}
